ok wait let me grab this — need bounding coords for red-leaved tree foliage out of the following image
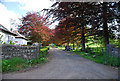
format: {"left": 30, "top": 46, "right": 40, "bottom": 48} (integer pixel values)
{"left": 53, "top": 17, "right": 88, "bottom": 50}
{"left": 19, "top": 12, "right": 53, "bottom": 45}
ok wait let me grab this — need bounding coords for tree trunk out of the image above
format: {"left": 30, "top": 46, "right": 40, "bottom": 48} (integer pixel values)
{"left": 81, "top": 26, "right": 85, "bottom": 51}
{"left": 73, "top": 40, "right": 75, "bottom": 50}
{"left": 103, "top": 3, "right": 109, "bottom": 48}
{"left": 67, "top": 41, "right": 69, "bottom": 46}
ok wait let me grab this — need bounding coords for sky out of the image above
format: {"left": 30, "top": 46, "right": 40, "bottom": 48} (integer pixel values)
{"left": 0, "top": 0, "right": 57, "bottom": 30}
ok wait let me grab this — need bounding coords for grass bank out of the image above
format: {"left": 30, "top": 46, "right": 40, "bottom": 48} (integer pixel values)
{"left": 56, "top": 46, "right": 120, "bottom": 67}
{"left": 73, "top": 50, "right": 120, "bottom": 67}
{"left": 2, "top": 46, "right": 49, "bottom": 73}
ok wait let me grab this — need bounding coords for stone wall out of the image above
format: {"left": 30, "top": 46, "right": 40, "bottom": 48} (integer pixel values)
{"left": 106, "top": 44, "right": 120, "bottom": 57}
{"left": 1, "top": 44, "right": 40, "bottom": 60}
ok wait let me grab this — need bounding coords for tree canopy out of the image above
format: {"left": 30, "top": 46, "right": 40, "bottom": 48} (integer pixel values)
{"left": 19, "top": 12, "right": 53, "bottom": 45}
{"left": 43, "top": 2, "right": 119, "bottom": 50}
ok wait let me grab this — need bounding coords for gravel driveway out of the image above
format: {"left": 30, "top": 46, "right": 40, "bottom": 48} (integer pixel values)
{"left": 3, "top": 48, "right": 118, "bottom": 79}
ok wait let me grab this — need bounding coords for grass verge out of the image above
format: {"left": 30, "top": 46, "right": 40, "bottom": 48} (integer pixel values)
{"left": 73, "top": 50, "right": 120, "bottom": 67}
{"left": 2, "top": 46, "right": 49, "bottom": 73}
{"left": 56, "top": 46, "right": 120, "bottom": 67}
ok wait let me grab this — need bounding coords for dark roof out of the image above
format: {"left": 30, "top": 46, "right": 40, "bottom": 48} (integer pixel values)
{"left": 0, "top": 24, "right": 27, "bottom": 40}
{"left": 0, "top": 24, "right": 8, "bottom": 31}
{"left": 12, "top": 30, "right": 28, "bottom": 40}
{"left": 0, "top": 24, "right": 17, "bottom": 36}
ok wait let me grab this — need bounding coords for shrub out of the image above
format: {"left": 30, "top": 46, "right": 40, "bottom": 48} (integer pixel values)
{"left": 40, "top": 46, "right": 49, "bottom": 57}
{"left": 8, "top": 40, "right": 15, "bottom": 45}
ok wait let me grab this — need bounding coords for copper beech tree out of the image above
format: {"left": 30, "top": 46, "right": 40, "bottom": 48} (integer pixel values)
{"left": 53, "top": 17, "right": 88, "bottom": 50}
{"left": 18, "top": 12, "right": 53, "bottom": 45}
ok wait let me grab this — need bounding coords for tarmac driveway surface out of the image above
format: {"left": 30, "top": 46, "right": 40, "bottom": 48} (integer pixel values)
{"left": 3, "top": 48, "right": 118, "bottom": 79}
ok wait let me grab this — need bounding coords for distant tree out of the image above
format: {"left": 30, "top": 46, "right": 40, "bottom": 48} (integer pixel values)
{"left": 19, "top": 12, "right": 53, "bottom": 44}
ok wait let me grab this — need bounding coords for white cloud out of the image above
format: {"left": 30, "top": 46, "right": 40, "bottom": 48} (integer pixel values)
{"left": 3, "top": 0, "right": 55, "bottom": 11}
{"left": 1, "top": 0, "right": 56, "bottom": 29}
{"left": 2, "top": 0, "right": 27, "bottom": 4}
{"left": 0, "top": 3, "right": 21, "bottom": 30}
{"left": 20, "top": 0, "right": 54, "bottom": 11}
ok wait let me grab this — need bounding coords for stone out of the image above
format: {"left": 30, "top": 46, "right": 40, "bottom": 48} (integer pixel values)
{"left": 2, "top": 44, "right": 41, "bottom": 60}
{"left": 93, "top": 55, "right": 96, "bottom": 58}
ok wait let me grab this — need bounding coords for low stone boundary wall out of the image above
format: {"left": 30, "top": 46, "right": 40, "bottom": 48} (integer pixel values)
{"left": 106, "top": 44, "right": 120, "bottom": 57}
{"left": 1, "top": 44, "right": 40, "bottom": 60}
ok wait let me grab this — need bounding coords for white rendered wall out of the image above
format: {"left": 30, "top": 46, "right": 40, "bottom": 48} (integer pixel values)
{"left": 0, "top": 31, "right": 15, "bottom": 44}
{"left": 14, "top": 38, "right": 27, "bottom": 45}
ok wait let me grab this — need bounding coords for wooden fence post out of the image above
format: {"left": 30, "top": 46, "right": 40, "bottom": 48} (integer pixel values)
{"left": 36, "top": 44, "right": 40, "bottom": 63}
{"left": 36, "top": 44, "right": 40, "bottom": 59}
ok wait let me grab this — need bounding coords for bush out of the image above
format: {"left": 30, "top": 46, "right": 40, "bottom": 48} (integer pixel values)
{"left": 40, "top": 46, "right": 49, "bottom": 57}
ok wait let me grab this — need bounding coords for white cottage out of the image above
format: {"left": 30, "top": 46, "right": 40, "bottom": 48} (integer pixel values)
{"left": 0, "top": 24, "right": 17, "bottom": 44}
{"left": 12, "top": 30, "right": 28, "bottom": 45}
{"left": 0, "top": 24, "right": 28, "bottom": 45}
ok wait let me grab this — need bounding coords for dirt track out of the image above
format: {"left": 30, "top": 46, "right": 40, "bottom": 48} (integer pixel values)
{"left": 3, "top": 48, "right": 118, "bottom": 79}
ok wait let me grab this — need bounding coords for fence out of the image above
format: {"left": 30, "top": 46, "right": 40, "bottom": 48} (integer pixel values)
{"left": 1, "top": 44, "right": 40, "bottom": 60}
